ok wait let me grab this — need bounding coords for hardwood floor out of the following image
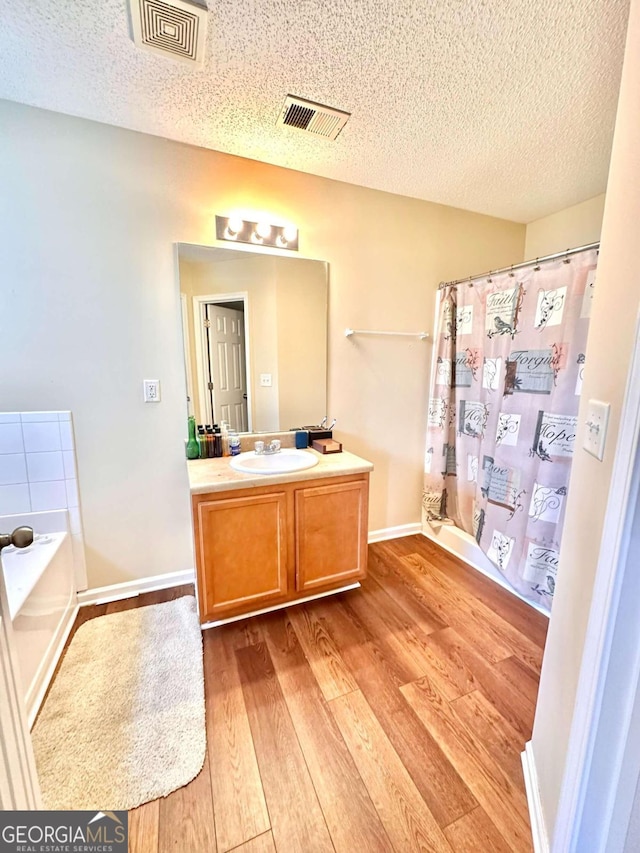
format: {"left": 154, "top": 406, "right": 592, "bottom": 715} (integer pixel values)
{"left": 74, "top": 535, "right": 548, "bottom": 852}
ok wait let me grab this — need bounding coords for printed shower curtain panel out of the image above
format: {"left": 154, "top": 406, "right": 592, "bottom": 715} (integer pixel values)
{"left": 423, "top": 249, "right": 597, "bottom": 611}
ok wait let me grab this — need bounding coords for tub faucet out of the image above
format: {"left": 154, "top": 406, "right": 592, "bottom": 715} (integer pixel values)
{"left": 0, "top": 527, "right": 34, "bottom": 554}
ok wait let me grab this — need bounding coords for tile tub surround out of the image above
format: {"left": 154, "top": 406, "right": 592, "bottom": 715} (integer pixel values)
{"left": 187, "top": 448, "right": 373, "bottom": 494}
{"left": 0, "top": 412, "right": 87, "bottom": 590}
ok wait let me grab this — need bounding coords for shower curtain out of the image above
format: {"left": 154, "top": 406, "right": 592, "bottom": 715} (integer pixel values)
{"left": 423, "top": 248, "right": 597, "bottom": 610}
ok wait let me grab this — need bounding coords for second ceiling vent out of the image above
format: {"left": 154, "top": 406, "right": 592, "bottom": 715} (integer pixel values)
{"left": 276, "top": 95, "right": 351, "bottom": 141}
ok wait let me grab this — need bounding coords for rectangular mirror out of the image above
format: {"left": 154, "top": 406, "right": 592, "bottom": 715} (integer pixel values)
{"left": 177, "top": 243, "right": 328, "bottom": 433}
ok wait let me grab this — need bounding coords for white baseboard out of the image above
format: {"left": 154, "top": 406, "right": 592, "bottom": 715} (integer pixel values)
{"left": 26, "top": 597, "right": 78, "bottom": 729}
{"left": 522, "top": 741, "right": 550, "bottom": 853}
{"left": 368, "top": 523, "right": 422, "bottom": 543}
{"left": 77, "top": 569, "right": 196, "bottom": 607}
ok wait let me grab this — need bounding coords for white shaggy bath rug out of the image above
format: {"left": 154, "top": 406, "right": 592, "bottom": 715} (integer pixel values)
{"left": 31, "top": 595, "right": 205, "bottom": 811}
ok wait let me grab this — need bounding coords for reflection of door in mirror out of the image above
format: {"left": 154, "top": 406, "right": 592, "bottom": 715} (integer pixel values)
{"left": 178, "top": 244, "right": 329, "bottom": 434}
{"left": 204, "top": 302, "right": 248, "bottom": 432}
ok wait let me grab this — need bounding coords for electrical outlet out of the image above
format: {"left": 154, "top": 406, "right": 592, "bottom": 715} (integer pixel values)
{"left": 143, "top": 380, "right": 161, "bottom": 403}
{"left": 583, "top": 399, "right": 610, "bottom": 460}
{"left": 260, "top": 373, "right": 272, "bottom": 387}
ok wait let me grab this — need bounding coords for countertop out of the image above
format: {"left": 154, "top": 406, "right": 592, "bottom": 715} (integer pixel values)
{"left": 187, "top": 449, "right": 373, "bottom": 495}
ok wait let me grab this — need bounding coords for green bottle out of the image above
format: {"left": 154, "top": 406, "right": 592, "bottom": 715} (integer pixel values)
{"left": 186, "top": 415, "right": 200, "bottom": 459}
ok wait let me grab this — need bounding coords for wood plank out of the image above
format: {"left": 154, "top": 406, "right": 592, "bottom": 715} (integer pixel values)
{"left": 425, "top": 628, "right": 536, "bottom": 739}
{"left": 407, "top": 535, "right": 549, "bottom": 648}
{"left": 367, "top": 545, "right": 448, "bottom": 633}
{"left": 286, "top": 604, "right": 358, "bottom": 701}
{"left": 230, "top": 832, "right": 276, "bottom": 853}
{"left": 451, "top": 690, "right": 525, "bottom": 789}
{"left": 262, "top": 611, "right": 392, "bottom": 852}
{"left": 443, "top": 806, "right": 514, "bottom": 853}
{"left": 204, "top": 647, "right": 270, "bottom": 852}
{"left": 494, "top": 655, "right": 540, "bottom": 707}
{"left": 330, "top": 689, "right": 453, "bottom": 852}
{"left": 158, "top": 757, "right": 216, "bottom": 853}
{"left": 401, "top": 677, "right": 533, "bottom": 851}
{"left": 129, "top": 800, "right": 159, "bottom": 853}
{"left": 371, "top": 547, "right": 512, "bottom": 666}
{"left": 203, "top": 619, "right": 264, "bottom": 675}
{"left": 311, "top": 598, "right": 477, "bottom": 827}
{"left": 399, "top": 553, "right": 516, "bottom": 664}
{"left": 235, "top": 641, "right": 334, "bottom": 853}
{"left": 342, "top": 580, "right": 442, "bottom": 680}
{"left": 403, "top": 551, "right": 544, "bottom": 671}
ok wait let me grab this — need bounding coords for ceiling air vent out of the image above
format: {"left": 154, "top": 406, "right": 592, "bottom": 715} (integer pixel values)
{"left": 276, "top": 96, "right": 351, "bottom": 141}
{"left": 128, "top": 0, "right": 207, "bottom": 66}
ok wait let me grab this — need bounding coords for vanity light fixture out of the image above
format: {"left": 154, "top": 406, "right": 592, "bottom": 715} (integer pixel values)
{"left": 215, "top": 216, "right": 299, "bottom": 251}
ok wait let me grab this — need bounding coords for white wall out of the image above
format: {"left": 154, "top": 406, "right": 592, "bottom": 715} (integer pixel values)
{"left": 0, "top": 99, "right": 525, "bottom": 589}
{"left": 524, "top": 194, "right": 606, "bottom": 259}
{"left": 532, "top": 0, "right": 640, "bottom": 840}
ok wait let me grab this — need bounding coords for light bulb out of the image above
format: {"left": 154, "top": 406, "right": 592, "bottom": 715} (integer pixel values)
{"left": 255, "top": 222, "right": 272, "bottom": 239}
{"left": 227, "top": 217, "right": 243, "bottom": 235}
{"left": 282, "top": 224, "right": 298, "bottom": 243}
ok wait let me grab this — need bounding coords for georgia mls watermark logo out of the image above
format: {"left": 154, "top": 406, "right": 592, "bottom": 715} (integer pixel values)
{"left": 0, "top": 811, "right": 128, "bottom": 853}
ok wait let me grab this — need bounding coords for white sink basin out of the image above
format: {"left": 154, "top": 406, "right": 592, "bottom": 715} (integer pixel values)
{"left": 229, "top": 448, "right": 319, "bottom": 475}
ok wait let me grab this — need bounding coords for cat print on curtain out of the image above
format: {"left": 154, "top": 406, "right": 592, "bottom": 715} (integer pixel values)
{"left": 423, "top": 249, "right": 597, "bottom": 611}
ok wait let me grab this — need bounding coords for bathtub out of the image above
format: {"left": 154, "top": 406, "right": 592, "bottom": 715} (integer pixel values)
{"left": 423, "top": 520, "right": 549, "bottom": 617}
{"left": 1, "top": 510, "right": 77, "bottom": 727}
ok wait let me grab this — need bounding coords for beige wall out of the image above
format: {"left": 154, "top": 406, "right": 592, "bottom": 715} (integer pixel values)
{"left": 0, "top": 99, "right": 524, "bottom": 589}
{"left": 532, "top": 0, "right": 640, "bottom": 840}
{"left": 524, "top": 193, "right": 606, "bottom": 259}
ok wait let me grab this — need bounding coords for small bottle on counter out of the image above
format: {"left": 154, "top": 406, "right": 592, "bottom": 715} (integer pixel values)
{"left": 205, "top": 426, "right": 215, "bottom": 458}
{"left": 197, "top": 426, "right": 206, "bottom": 458}
{"left": 221, "top": 421, "right": 230, "bottom": 456}
{"left": 229, "top": 432, "right": 241, "bottom": 456}
{"left": 214, "top": 426, "right": 222, "bottom": 458}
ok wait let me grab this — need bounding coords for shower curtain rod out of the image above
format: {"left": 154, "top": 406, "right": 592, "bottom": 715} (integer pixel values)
{"left": 438, "top": 240, "right": 600, "bottom": 289}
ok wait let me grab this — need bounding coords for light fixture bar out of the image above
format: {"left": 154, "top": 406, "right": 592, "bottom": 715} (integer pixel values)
{"left": 215, "top": 216, "right": 299, "bottom": 251}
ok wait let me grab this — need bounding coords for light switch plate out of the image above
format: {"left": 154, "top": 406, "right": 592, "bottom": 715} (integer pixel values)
{"left": 583, "top": 399, "right": 610, "bottom": 460}
{"left": 260, "top": 373, "right": 272, "bottom": 387}
{"left": 143, "top": 379, "right": 161, "bottom": 403}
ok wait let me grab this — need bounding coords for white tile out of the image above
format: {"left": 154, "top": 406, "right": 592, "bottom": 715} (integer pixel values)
{"left": 0, "top": 413, "right": 21, "bottom": 424}
{"left": 0, "top": 423, "right": 24, "bottom": 454}
{"left": 26, "top": 451, "right": 65, "bottom": 482}
{"left": 29, "top": 480, "right": 67, "bottom": 511}
{"left": 68, "top": 506, "right": 83, "bottom": 535}
{"left": 62, "top": 450, "right": 76, "bottom": 479}
{"left": 22, "top": 422, "right": 61, "bottom": 453}
{"left": 20, "top": 412, "right": 59, "bottom": 423}
{"left": 65, "top": 478, "right": 79, "bottom": 508}
{"left": 0, "top": 454, "right": 28, "bottom": 486}
{"left": 0, "top": 484, "right": 31, "bottom": 514}
{"left": 59, "top": 421, "right": 74, "bottom": 451}
{"left": 58, "top": 412, "right": 71, "bottom": 422}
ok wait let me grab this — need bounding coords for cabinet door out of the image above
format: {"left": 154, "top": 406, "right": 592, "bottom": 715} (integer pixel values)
{"left": 196, "top": 491, "right": 288, "bottom": 620}
{"left": 294, "top": 479, "right": 368, "bottom": 592}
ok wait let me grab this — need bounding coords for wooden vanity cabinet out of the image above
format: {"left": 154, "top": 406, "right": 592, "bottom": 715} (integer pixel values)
{"left": 192, "top": 472, "right": 369, "bottom": 623}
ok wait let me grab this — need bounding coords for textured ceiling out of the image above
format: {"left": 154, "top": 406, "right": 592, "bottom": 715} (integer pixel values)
{"left": 0, "top": 0, "right": 629, "bottom": 222}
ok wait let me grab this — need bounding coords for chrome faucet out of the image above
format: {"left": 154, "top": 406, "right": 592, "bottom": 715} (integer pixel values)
{"left": 254, "top": 439, "right": 281, "bottom": 455}
{"left": 0, "top": 527, "right": 34, "bottom": 554}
